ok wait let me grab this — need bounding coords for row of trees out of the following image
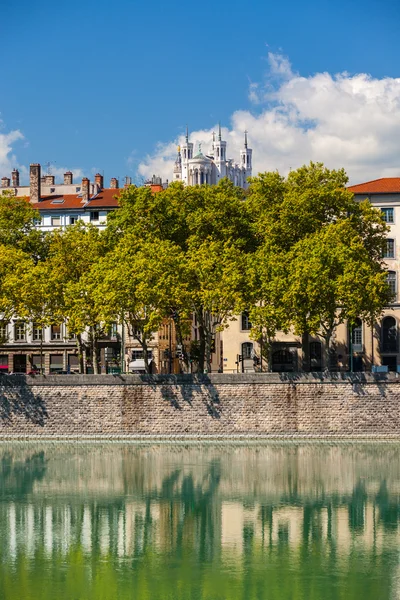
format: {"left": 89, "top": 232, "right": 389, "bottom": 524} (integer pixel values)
{"left": 0, "top": 163, "right": 391, "bottom": 373}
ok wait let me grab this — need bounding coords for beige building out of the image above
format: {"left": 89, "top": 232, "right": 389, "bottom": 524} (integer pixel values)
{"left": 221, "top": 177, "right": 400, "bottom": 373}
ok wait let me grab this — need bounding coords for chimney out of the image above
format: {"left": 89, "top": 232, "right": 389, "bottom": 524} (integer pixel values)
{"left": 124, "top": 176, "right": 132, "bottom": 188}
{"left": 44, "top": 175, "right": 55, "bottom": 186}
{"left": 1, "top": 177, "right": 10, "bottom": 188}
{"left": 64, "top": 171, "right": 73, "bottom": 185}
{"left": 95, "top": 173, "right": 103, "bottom": 189}
{"left": 110, "top": 177, "right": 119, "bottom": 189}
{"left": 81, "top": 177, "right": 90, "bottom": 202}
{"left": 11, "top": 169, "right": 20, "bottom": 187}
{"left": 41, "top": 176, "right": 46, "bottom": 184}
{"left": 30, "top": 164, "right": 41, "bottom": 203}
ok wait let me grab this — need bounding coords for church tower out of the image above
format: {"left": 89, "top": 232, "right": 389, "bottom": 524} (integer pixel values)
{"left": 180, "top": 126, "right": 194, "bottom": 185}
{"left": 214, "top": 123, "right": 227, "bottom": 182}
{"left": 240, "top": 131, "right": 252, "bottom": 188}
{"left": 174, "top": 146, "right": 182, "bottom": 181}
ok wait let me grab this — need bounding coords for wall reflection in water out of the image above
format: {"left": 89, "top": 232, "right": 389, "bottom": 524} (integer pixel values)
{"left": 0, "top": 444, "right": 399, "bottom": 600}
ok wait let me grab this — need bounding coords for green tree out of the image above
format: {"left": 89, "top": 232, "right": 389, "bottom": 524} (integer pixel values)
{"left": 46, "top": 223, "right": 110, "bottom": 373}
{"left": 248, "top": 163, "right": 390, "bottom": 369}
{"left": 2, "top": 259, "right": 57, "bottom": 371}
{"left": 105, "top": 180, "right": 255, "bottom": 371}
{"left": 0, "top": 190, "right": 48, "bottom": 261}
{"left": 91, "top": 236, "right": 187, "bottom": 374}
{"left": 187, "top": 240, "right": 248, "bottom": 372}
{"left": 0, "top": 246, "right": 35, "bottom": 342}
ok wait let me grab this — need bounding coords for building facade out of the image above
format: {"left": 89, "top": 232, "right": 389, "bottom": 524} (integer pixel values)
{"left": 2, "top": 162, "right": 398, "bottom": 374}
{"left": 220, "top": 177, "right": 400, "bottom": 373}
{"left": 0, "top": 165, "right": 127, "bottom": 374}
{"left": 173, "top": 126, "right": 252, "bottom": 189}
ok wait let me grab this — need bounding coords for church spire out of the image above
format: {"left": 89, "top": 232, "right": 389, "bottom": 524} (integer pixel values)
{"left": 218, "top": 122, "right": 222, "bottom": 141}
{"left": 185, "top": 125, "right": 189, "bottom": 143}
{"left": 244, "top": 130, "right": 248, "bottom": 149}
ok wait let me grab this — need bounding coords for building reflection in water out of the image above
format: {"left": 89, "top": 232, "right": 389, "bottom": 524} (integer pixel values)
{"left": 0, "top": 443, "right": 399, "bottom": 598}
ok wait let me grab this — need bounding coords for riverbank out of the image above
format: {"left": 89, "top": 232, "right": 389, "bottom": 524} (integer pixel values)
{"left": 0, "top": 373, "right": 399, "bottom": 438}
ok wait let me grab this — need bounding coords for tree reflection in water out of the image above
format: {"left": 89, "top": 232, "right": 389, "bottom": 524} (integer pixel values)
{"left": 0, "top": 443, "right": 398, "bottom": 600}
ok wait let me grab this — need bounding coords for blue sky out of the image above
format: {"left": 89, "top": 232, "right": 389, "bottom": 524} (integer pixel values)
{"left": 1, "top": 0, "right": 400, "bottom": 185}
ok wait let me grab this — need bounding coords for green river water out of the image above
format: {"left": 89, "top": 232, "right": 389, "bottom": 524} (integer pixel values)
{"left": 0, "top": 442, "right": 399, "bottom": 599}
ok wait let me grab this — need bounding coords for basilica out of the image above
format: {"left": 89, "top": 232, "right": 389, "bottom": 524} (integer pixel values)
{"left": 173, "top": 125, "right": 252, "bottom": 189}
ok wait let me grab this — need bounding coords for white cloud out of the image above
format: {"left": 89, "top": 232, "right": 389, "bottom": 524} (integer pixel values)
{"left": 0, "top": 123, "right": 24, "bottom": 176}
{"left": 138, "top": 53, "right": 400, "bottom": 185}
{"left": 0, "top": 121, "right": 85, "bottom": 185}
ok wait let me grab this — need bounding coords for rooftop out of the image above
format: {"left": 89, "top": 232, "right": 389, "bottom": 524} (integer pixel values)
{"left": 348, "top": 178, "right": 400, "bottom": 195}
{"left": 30, "top": 188, "right": 121, "bottom": 210}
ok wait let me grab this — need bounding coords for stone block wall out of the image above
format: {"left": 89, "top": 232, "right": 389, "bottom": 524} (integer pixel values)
{"left": 0, "top": 373, "right": 400, "bottom": 437}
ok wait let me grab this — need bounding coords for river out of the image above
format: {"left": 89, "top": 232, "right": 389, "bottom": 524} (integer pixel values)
{"left": 0, "top": 442, "right": 399, "bottom": 599}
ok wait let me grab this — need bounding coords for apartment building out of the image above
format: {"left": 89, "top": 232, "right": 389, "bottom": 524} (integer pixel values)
{"left": 221, "top": 177, "right": 400, "bottom": 373}
{"left": 0, "top": 165, "right": 126, "bottom": 374}
{"left": 0, "top": 165, "right": 209, "bottom": 374}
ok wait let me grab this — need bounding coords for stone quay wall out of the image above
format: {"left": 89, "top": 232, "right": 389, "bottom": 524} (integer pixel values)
{"left": 1, "top": 373, "right": 400, "bottom": 438}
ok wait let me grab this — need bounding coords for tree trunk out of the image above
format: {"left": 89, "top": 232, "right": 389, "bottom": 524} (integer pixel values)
{"left": 77, "top": 334, "right": 84, "bottom": 374}
{"left": 196, "top": 310, "right": 206, "bottom": 373}
{"left": 92, "top": 336, "right": 100, "bottom": 375}
{"left": 174, "top": 313, "right": 190, "bottom": 373}
{"left": 204, "top": 329, "right": 213, "bottom": 373}
{"left": 323, "top": 331, "right": 332, "bottom": 372}
{"left": 302, "top": 331, "right": 310, "bottom": 372}
{"left": 141, "top": 339, "right": 151, "bottom": 374}
{"left": 40, "top": 334, "right": 44, "bottom": 375}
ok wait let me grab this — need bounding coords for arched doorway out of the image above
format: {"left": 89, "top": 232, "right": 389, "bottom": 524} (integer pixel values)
{"left": 382, "top": 316, "right": 397, "bottom": 352}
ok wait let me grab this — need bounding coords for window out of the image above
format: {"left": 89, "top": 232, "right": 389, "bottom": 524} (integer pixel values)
{"left": 14, "top": 322, "right": 26, "bottom": 341}
{"left": 50, "top": 187, "right": 56, "bottom": 193}
{"left": 350, "top": 318, "right": 363, "bottom": 351}
{"left": 109, "top": 322, "right": 118, "bottom": 338}
{"left": 0, "top": 321, "right": 8, "bottom": 341}
{"left": 272, "top": 349, "right": 294, "bottom": 372}
{"left": 384, "top": 239, "right": 395, "bottom": 258}
{"left": 131, "top": 350, "right": 152, "bottom": 360}
{"left": 75, "top": 187, "right": 81, "bottom": 193}
{"left": 241, "top": 311, "right": 252, "bottom": 331}
{"left": 69, "top": 216, "right": 77, "bottom": 225}
{"left": 32, "top": 325, "right": 43, "bottom": 341}
{"left": 51, "top": 324, "right": 62, "bottom": 340}
{"left": 67, "top": 329, "right": 76, "bottom": 340}
{"left": 31, "top": 354, "right": 44, "bottom": 374}
{"left": 50, "top": 354, "right": 63, "bottom": 373}
{"left": 310, "top": 342, "right": 322, "bottom": 360}
{"left": 241, "top": 342, "right": 253, "bottom": 359}
{"left": 68, "top": 354, "right": 79, "bottom": 373}
{"left": 387, "top": 271, "right": 397, "bottom": 298}
{"left": 51, "top": 216, "right": 61, "bottom": 227}
{"left": 90, "top": 211, "right": 99, "bottom": 221}
{"left": 382, "top": 316, "right": 397, "bottom": 353}
{"left": 381, "top": 208, "right": 394, "bottom": 223}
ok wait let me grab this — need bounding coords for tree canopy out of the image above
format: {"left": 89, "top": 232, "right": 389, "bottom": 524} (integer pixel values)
{"left": 0, "top": 164, "right": 392, "bottom": 373}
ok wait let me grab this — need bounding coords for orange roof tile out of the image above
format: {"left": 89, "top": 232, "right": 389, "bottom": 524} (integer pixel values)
{"left": 348, "top": 178, "right": 400, "bottom": 195}
{"left": 30, "top": 188, "right": 121, "bottom": 210}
